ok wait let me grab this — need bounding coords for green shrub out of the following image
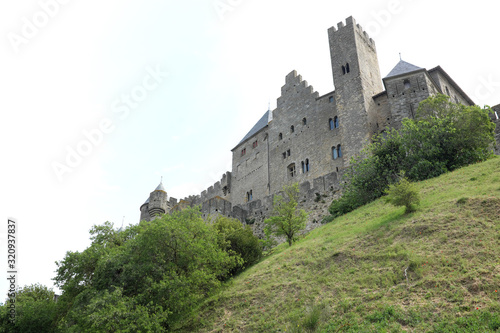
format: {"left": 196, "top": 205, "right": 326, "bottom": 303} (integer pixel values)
{"left": 384, "top": 177, "right": 420, "bottom": 213}
{"left": 212, "top": 216, "right": 262, "bottom": 275}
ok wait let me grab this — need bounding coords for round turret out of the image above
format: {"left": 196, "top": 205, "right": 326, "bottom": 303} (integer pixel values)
{"left": 148, "top": 182, "right": 168, "bottom": 218}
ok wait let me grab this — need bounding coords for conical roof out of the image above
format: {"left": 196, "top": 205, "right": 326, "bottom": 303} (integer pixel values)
{"left": 155, "top": 182, "right": 166, "bottom": 192}
{"left": 385, "top": 60, "right": 423, "bottom": 78}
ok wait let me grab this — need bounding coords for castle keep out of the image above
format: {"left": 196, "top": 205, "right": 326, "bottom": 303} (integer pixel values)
{"left": 140, "top": 16, "right": 500, "bottom": 228}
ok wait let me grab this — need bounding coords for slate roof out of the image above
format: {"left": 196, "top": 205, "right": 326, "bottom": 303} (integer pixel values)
{"left": 234, "top": 110, "right": 269, "bottom": 149}
{"left": 385, "top": 60, "right": 423, "bottom": 78}
{"left": 155, "top": 182, "right": 166, "bottom": 192}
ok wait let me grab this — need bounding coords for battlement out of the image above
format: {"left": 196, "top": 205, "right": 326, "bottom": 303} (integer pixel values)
{"left": 328, "top": 16, "right": 375, "bottom": 49}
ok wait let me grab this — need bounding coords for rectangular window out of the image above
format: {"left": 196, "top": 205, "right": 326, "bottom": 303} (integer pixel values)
{"left": 241, "top": 148, "right": 246, "bottom": 156}
{"left": 288, "top": 164, "right": 296, "bottom": 178}
{"left": 253, "top": 140, "right": 258, "bottom": 148}
{"left": 282, "top": 152, "right": 286, "bottom": 159}
{"left": 287, "top": 149, "right": 291, "bottom": 157}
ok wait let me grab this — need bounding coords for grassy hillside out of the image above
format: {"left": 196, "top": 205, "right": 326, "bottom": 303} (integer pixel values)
{"left": 177, "top": 158, "right": 500, "bottom": 332}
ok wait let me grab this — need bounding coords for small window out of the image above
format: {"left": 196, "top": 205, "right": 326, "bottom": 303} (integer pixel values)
{"left": 404, "top": 79, "right": 411, "bottom": 89}
{"left": 279, "top": 133, "right": 283, "bottom": 140}
{"left": 291, "top": 125, "right": 295, "bottom": 133}
{"left": 332, "top": 146, "right": 338, "bottom": 160}
{"left": 282, "top": 152, "right": 286, "bottom": 159}
{"left": 445, "top": 86, "right": 450, "bottom": 96}
{"left": 334, "top": 116, "right": 339, "bottom": 128}
{"left": 288, "top": 164, "right": 296, "bottom": 178}
{"left": 241, "top": 148, "right": 246, "bottom": 156}
{"left": 287, "top": 149, "right": 291, "bottom": 157}
{"left": 302, "top": 117, "right": 307, "bottom": 125}
{"left": 252, "top": 140, "right": 258, "bottom": 148}
{"left": 337, "top": 144, "right": 342, "bottom": 158}
{"left": 329, "top": 96, "right": 334, "bottom": 103}
{"left": 329, "top": 118, "right": 334, "bottom": 130}
{"left": 342, "top": 65, "right": 346, "bottom": 75}
{"left": 301, "top": 161, "right": 305, "bottom": 173}
{"left": 305, "top": 159, "right": 310, "bottom": 172}
{"left": 346, "top": 63, "right": 350, "bottom": 73}
{"left": 246, "top": 190, "right": 253, "bottom": 202}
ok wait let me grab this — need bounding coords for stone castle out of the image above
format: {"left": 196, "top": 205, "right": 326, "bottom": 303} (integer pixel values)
{"left": 139, "top": 16, "right": 500, "bottom": 229}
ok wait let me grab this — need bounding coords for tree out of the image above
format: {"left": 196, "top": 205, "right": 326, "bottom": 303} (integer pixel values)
{"left": 264, "top": 183, "right": 308, "bottom": 246}
{"left": 212, "top": 216, "right": 262, "bottom": 276}
{"left": 54, "top": 207, "right": 242, "bottom": 331}
{"left": 0, "top": 284, "right": 58, "bottom": 333}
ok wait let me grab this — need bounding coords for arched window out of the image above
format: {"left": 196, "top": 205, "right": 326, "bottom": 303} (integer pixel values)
{"left": 337, "top": 144, "right": 342, "bottom": 158}
{"left": 305, "top": 159, "right": 310, "bottom": 172}
{"left": 329, "top": 118, "right": 334, "bottom": 130}
{"left": 404, "top": 79, "right": 411, "bottom": 89}
{"left": 334, "top": 116, "right": 339, "bottom": 128}
{"left": 332, "top": 146, "right": 338, "bottom": 160}
{"left": 301, "top": 161, "right": 305, "bottom": 173}
{"left": 302, "top": 117, "right": 307, "bottom": 125}
{"left": 290, "top": 125, "right": 295, "bottom": 133}
{"left": 247, "top": 190, "right": 253, "bottom": 202}
{"left": 342, "top": 65, "right": 346, "bottom": 75}
{"left": 279, "top": 133, "right": 282, "bottom": 140}
{"left": 346, "top": 63, "right": 350, "bottom": 73}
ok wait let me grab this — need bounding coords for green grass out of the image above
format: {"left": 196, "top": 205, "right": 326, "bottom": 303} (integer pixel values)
{"left": 175, "top": 158, "right": 500, "bottom": 332}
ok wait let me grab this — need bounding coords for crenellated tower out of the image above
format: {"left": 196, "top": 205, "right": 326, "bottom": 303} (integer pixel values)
{"left": 328, "top": 16, "right": 383, "bottom": 163}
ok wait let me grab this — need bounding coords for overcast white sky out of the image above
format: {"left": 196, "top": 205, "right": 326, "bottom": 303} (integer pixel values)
{"left": 0, "top": 0, "right": 498, "bottom": 296}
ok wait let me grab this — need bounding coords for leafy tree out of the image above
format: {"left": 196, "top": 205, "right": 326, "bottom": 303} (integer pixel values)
{"left": 384, "top": 177, "right": 420, "bottom": 213}
{"left": 212, "top": 216, "right": 262, "bottom": 276}
{"left": 264, "top": 183, "right": 308, "bottom": 246}
{"left": 0, "top": 284, "right": 58, "bottom": 333}
{"left": 54, "top": 207, "right": 242, "bottom": 331}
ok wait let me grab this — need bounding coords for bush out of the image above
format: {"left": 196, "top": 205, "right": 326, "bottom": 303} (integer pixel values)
{"left": 212, "top": 216, "right": 262, "bottom": 275}
{"left": 384, "top": 177, "right": 420, "bottom": 213}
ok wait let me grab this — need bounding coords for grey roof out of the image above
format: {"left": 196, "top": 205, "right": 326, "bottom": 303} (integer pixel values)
{"left": 234, "top": 110, "right": 269, "bottom": 148}
{"left": 143, "top": 197, "right": 150, "bottom": 205}
{"left": 155, "top": 182, "right": 166, "bottom": 192}
{"left": 385, "top": 60, "right": 423, "bottom": 78}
